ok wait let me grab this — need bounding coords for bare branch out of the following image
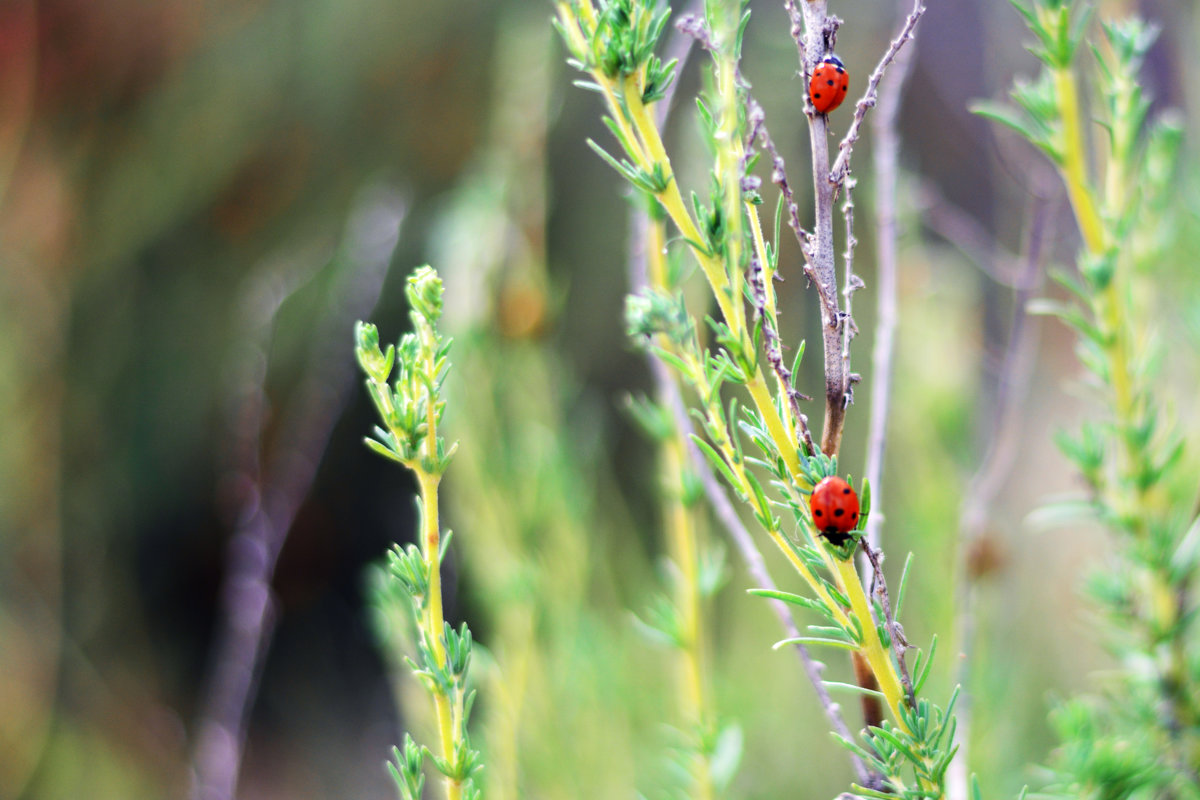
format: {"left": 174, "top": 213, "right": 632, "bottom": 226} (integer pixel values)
{"left": 839, "top": 176, "right": 862, "bottom": 412}
{"left": 829, "top": 0, "right": 926, "bottom": 186}
{"left": 782, "top": 0, "right": 850, "bottom": 455}
{"left": 862, "top": 5, "right": 918, "bottom": 560}
{"left": 918, "top": 180, "right": 1038, "bottom": 290}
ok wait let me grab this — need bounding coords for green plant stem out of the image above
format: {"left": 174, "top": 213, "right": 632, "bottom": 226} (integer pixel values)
{"left": 416, "top": 469, "right": 458, "bottom": 800}
{"left": 834, "top": 558, "right": 906, "bottom": 726}
{"left": 561, "top": 3, "right": 813, "bottom": 492}
{"left": 646, "top": 214, "right": 717, "bottom": 799}
{"left": 627, "top": 83, "right": 811, "bottom": 489}
{"left": 666, "top": 437, "right": 716, "bottom": 800}
{"left": 1054, "top": 67, "right": 1106, "bottom": 256}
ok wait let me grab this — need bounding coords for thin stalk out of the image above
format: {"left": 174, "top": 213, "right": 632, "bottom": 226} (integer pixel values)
{"left": 666, "top": 438, "right": 715, "bottom": 800}
{"left": 1054, "top": 68, "right": 1106, "bottom": 255}
{"left": 862, "top": 6, "right": 916, "bottom": 560}
{"left": 416, "top": 469, "right": 457, "bottom": 793}
{"left": 834, "top": 559, "right": 905, "bottom": 725}
{"left": 645, "top": 202, "right": 716, "bottom": 797}
{"left": 414, "top": 324, "right": 462, "bottom": 800}
{"left": 810, "top": 109, "right": 846, "bottom": 457}
{"left": 787, "top": 0, "right": 848, "bottom": 455}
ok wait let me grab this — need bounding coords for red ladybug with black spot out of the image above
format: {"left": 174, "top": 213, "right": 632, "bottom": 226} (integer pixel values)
{"left": 809, "top": 55, "right": 849, "bottom": 115}
{"left": 809, "top": 476, "right": 860, "bottom": 545}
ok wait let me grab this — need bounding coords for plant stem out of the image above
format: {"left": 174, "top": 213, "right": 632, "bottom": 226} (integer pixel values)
{"left": 809, "top": 111, "right": 847, "bottom": 457}
{"left": 862, "top": 3, "right": 916, "bottom": 560}
{"left": 416, "top": 469, "right": 458, "bottom": 800}
{"left": 1050, "top": 30, "right": 1200, "bottom": 781}
{"left": 834, "top": 558, "right": 905, "bottom": 725}
{"left": 623, "top": 77, "right": 812, "bottom": 488}
{"left": 1054, "top": 68, "right": 1106, "bottom": 255}
{"left": 665, "top": 436, "right": 716, "bottom": 800}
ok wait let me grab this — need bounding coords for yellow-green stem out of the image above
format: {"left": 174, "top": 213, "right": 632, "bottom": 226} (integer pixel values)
{"left": 417, "top": 470, "right": 460, "bottom": 800}
{"left": 621, "top": 69, "right": 815, "bottom": 501}
{"left": 1054, "top": 67, "right": 1106, "bottom": 255}
{"left": 833, "top": 558, "right": 906, "bottom": 726}
{"left": 623, "top": 78, "right": 734, "bottom": 314}
{"left": 665, "top": 437, "right": 715, "bottom": 800}
{"left": 716, "top": 53, "right": 748, "bottom": 339}
{"left": 1056, "top": 65, "right": 1140, "bottom": 528}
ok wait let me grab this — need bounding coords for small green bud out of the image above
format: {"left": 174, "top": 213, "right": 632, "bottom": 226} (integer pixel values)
{"left": 354, "top": 321, "right": 393, "bottom": 382}
{"left": 406, "top": 265, "right": 444, "bottom": 325}
{"left": 443, "top": 623, "right": 473, "bottom": 681}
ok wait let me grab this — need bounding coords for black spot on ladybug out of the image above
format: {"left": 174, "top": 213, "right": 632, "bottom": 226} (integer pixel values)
{"left": 851, "top": 512, "right": 858, "bottom": 520}
{"left": 843, "top": 488, "right": 851, "bottom": 494}
{"left": 834, "top": 508, "right": 844, "bottom": 517}
{"left": 814, "top": 509, "right": 824, "bottom": 517}
{"left": 814, "top": 92, "right": 822, "bottom": 99}
{"left": 827, "top": 79, "right": 834, "bottom": 86}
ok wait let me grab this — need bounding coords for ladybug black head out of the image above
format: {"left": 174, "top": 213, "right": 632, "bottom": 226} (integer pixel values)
{"left": 820, "top": 529, "right": 855, "bottom": 547}
{"left": 822, "top": 54, "right": 844, "bottom": 69}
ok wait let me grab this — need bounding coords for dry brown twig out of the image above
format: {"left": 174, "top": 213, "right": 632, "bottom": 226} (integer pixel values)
{"left": 862, "top": 19, "right": 917, "bottom": 558}
{"left": 780, "top": 0, "right": 926, "bottom": 456}
{"left": 829, "top": 3, "right": 927, "bottom": 186}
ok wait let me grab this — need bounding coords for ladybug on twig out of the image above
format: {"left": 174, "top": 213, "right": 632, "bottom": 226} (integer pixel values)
{"left": 808, "top": 54, "right": 849, "bottom": 115}
{"left": 809, "top": 476, "right": 861, "bottom": 546}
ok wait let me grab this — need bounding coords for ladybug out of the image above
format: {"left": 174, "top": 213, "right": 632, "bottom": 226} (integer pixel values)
{"left": 809, "top": 476, "right": 860, "bottom": 545}
{"left": 809, "top": 55, "right": 849, "bottom": 115}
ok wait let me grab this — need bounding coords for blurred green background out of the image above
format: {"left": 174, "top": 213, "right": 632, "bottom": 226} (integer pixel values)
{"left": 1, "top": 1, "right": 1197, "bottom": 798}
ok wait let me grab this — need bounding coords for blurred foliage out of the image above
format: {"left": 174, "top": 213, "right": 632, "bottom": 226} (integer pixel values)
{"left": 0, "top": 0, "right": 1198, "bottom": 799}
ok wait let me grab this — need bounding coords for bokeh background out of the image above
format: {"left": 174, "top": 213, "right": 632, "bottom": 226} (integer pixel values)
{"left": 1, "top": 0, "right": 1197, "bottom": 798}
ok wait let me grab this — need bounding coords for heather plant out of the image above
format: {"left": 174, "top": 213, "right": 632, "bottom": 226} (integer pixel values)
{"left": 977, "top": 1, "right": 1199, "bottom": 796}
{"left": 555, "top": 0, "right": 965, "bottom": 796}
{"left": 355, "top": 267, "right": 482, "bottom": 800}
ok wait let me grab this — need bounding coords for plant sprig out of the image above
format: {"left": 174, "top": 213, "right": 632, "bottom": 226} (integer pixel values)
{"left": 979, "top": 2, "right": 1199, "bottom": 796}
{"left": 356, "top": 266, "right": 481, "bottom": 800}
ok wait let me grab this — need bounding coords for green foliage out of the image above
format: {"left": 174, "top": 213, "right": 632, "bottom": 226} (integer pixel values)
{"left": 357, "top": 265, "right": 480, "bottom": 800}
{"left": 355, "top": 268, "right": 457, "bottom": 475}
{"left": 984, "top": 2, "right": 1200, "bottom": 797}
{"left": 839, "top": 688, "right": 961, "bottom": 799}
{"left": 1008, "top": 0, "right": 1091, "bottom": 69}
{"left": 387, "top": 736, "right": 426, "bottom": 800}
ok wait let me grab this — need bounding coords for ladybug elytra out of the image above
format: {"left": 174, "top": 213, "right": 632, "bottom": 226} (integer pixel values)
{"left": 809, "top": 55, "right": 849, "bottom": 115}
{"left": 809, "top": 476, "right": 860, "bottom": 545}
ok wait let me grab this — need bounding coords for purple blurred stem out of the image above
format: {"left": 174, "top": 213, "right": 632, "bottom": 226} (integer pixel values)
{"left": 190, "top": 189, "right": 405, "bottom": 800}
